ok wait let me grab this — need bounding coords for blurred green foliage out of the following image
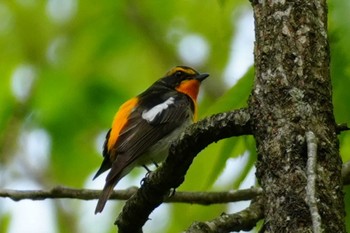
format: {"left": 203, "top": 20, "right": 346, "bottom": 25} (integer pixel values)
{"left": 0, "top": 0, "right": 349, "bottom": 232}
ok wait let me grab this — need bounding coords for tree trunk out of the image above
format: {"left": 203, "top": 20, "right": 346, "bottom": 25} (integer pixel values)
{"left": 249, "top": 0, "right": 346, "bottom": 232}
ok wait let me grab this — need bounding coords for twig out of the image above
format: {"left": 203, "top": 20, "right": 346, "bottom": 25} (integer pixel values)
{"left": 115, "top": 108, "right": 252, "bottom": 233}
{"left": 185, "top": 198, "right": 264, "bottom": 233}
{"left": 0, "top": 186, "right": 262, "bottom": 205}
{"left": 164, "top": 187, "right": 262, "bottom": 205}
{"left": 342, "top": 161, "right": 350, "bottom": 186}
{"left": 305, "top": 131, "right": 322, "bottom": 233}
{"left": 336, "top": 123, "right": 349, "bottom": 134}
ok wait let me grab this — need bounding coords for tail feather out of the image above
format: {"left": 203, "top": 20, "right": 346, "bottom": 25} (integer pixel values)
{"left": 95, "top": 158, "right": 133, "bottom": 213}
{"left": 95, "top": 179, "right": 119, "bottom": 214}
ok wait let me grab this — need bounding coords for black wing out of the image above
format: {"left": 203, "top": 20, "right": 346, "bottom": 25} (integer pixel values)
{"left": 106, "top": 93, "right": 193, "bottom": 182}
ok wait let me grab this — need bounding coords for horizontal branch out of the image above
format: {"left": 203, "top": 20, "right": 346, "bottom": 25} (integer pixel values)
{"left": 0, "top": 186, "right": 262, "bottom": 205}
{"left": 185, "top": 198, "right": 264, "bottom": 233}
{"left": 0, "top": 186, "right": 137, "bottom": 201}
{"left": 1, "top": 164, "right": 348, "bottom": 203}
{"left": 166, "top": 187, "right": 261, "bottom": 205}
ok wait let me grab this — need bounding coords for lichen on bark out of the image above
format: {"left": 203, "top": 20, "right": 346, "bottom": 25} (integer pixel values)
{"left": 249, "top": 0, "right": 345, "bottom": 232}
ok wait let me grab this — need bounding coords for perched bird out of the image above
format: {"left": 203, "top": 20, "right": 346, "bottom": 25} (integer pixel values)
{"left": 93, "top": 66, "right": 209, "bottom": 213}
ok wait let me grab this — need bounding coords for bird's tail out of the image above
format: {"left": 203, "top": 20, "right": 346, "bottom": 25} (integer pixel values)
{"left": 95, "top": 178, "right": 119, "bottom": 214}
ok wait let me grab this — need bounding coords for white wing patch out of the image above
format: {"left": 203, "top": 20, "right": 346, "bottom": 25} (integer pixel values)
{"left": 142, "top": 97, "right": 175, "bottom": 122}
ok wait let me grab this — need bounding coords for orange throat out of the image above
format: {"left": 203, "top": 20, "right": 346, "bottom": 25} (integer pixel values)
{"left": 176, "top": 79, "right": 200, "bottom": 102}
{"left": 176, "top": 79, "right": 200, "bottom": 121}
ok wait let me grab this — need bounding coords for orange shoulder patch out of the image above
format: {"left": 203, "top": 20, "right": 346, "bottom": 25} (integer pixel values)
{"left": 107, "top": 97, "right": 138, "bottom": 151}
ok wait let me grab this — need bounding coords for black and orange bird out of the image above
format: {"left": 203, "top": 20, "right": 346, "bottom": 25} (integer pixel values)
{"left": 93, "top": 66, "right": 209, "bottom": 213}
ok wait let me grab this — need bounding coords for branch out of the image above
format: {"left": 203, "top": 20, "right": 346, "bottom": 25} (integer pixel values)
{"left": 336, "top": 123, "right": 349, "bottom": 134}
{"left": 2, "top": 163, "right": 349, "bottom": 202}
{"left": 0, "top": 186, "right": 262, "bottom": 205}
{"left": 0, "top": 186, "right": 138, "bottom": 201}
{"left": 165, "top": 187, "right": 261, "bottom": 205}
{"left": 2, "top": 165, "right": 348, "bottom": 203}
{"left": 115, "top": 108, "right": 252, "bottom": 233}
{"left": 342, "top": 161, "right": 350, "bottom": 186}
{"left": 185, "top": 198, "right": 264, "bottom": 233}
{"left": 305, "top": 131, "right": 322, "bottom": 233}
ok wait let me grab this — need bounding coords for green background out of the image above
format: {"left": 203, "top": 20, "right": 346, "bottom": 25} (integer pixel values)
{"left": 0, "top": 1, "right": 349, "bottom": 232}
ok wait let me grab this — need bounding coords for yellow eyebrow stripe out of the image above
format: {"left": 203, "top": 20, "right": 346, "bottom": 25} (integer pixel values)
{"left": 166, "top": 66, "right": 196, "bottom": 76}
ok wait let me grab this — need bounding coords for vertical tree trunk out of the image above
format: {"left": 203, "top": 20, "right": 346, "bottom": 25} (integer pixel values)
{"left": 249, "top": 0, "right": 346, "bottom": 232}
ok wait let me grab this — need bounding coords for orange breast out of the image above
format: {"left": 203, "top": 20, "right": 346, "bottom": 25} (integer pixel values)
{"left": 107, "top": 97, "right": 138, "bottom": 151}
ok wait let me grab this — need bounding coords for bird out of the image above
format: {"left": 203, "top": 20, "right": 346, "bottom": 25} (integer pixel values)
{"left": 93, "top": 66, "right": 209, "bottom": 214}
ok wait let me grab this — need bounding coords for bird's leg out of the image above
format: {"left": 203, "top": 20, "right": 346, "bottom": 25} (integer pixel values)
{"left": 140, "top": 163, "right": 160, "bottom": 186}
{"left": 140, "top": 165, "right": 152, "bottom": 186}
{"left": 142, "top": 165, "right": 151, "bottom": 173}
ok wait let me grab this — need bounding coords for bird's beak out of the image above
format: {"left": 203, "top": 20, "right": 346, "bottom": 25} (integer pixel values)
{"left": 196, "top": 73, "right": 209, "bottom": 82}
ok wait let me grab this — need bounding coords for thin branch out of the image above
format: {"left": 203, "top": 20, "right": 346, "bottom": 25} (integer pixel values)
{"left": 165, "top": 187, "right": 262, "bottom": 205}
{"left": 1, "top": 163, "right": 349, "bottom": 203}
{"left": 342, "top": 161, "right": 350, "bottom": 186}
{"left": 115, "top": 108, "right": 252, "bottom": 233}
{"left": 305, "top": 131, "right": 322, "bottom": 233}
{"left": 185, "top": 198, "right": 264, "bottom": 233}
{"left": 0, "top": 186, "right": 137, "bottom": 201}
{"left": 0, "top": 186, "right": 262, "bottom": 205}
{"left": 336, "top": 123, "right": 349, "bottom": 134}
{"left": 2, "top": 164, "right": 348, "bottom": 204}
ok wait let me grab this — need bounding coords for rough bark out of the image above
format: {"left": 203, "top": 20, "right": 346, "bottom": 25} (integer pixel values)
{"left": 249, "top": 0, "right": 345, "bottom": 232}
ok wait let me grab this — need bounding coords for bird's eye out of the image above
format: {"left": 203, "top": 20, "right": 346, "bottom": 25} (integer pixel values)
{"left": 175, "top": 71, "right": 182, "bottom": 78}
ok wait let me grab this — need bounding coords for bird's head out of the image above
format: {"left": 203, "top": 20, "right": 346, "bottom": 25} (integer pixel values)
{"left": 161, "top": 66, "right": 209, "bottom": 101}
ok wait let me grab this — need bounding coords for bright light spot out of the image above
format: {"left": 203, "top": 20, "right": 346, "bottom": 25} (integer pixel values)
{"left": 81, "top": 171, "right": 143, "bottom": 233}
{"left": 224, "top": 9, "right": 254, "bottom": 86}
{"left": 178, "top": 34, "right": 209, "bottom": 66}
{"left": 166, "top": 17, "right": 186, "bottom": 43}
{"left": 0, "top": 3, "right": 13, "bottom": 35}
{"left": 8, "top": 201, "right": 56, "bottom": 233}
{"left": 19, "top": 128, "right": 51, "bottom": 171}
{"left": 239, "top": 165, "right": 256, "bottom": 189}
{"left": 213, "top": 151, "right": 256, "bottom": 229}
{"left": 46, "top": 36, "right": 67, "bottom": 65}
{"left": 144, "top": 205, "right": 171, "bottom": 233}
{"left": 167, "top": 27, "right": 184, "bottom": 44}
{"left": 11, "top": 64, "right": 37, "bottom": 102}
{"left": 226, "top": 166, "right": 256, "bottom": 233}
{"left": 83, "top": 168, "right": 170, "bottom": 233}
{"left": 214, "top": 152, "right": 249, "bottom": 188}
{"left": 78, "top": 193, "right": 116, "bottom": 233}
{"left": 2, "top": 180, "right": 57, "bottom": 233}
{"left": 46, "top": 0, "right": 77, "bottom": 24}
{"left": 95, "top": 130, "right": 108, "bottom": 154}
